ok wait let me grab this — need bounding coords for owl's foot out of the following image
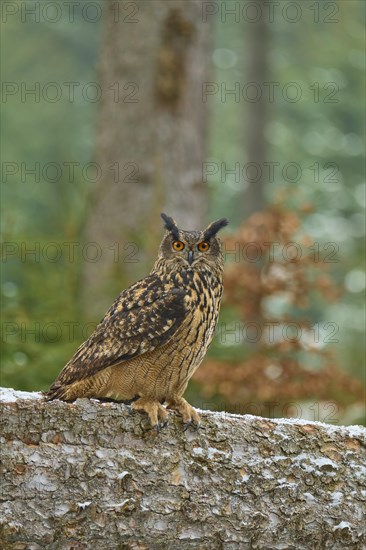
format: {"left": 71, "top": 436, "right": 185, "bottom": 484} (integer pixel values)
{"left": 166, "top": 397, "right": 201, "bottom": 430}
{"left": 132, "top": 397, "right": 169, "bottom": 431}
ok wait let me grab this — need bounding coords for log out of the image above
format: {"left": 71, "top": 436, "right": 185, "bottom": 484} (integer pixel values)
{"left": 1, "top": 388, "right": 365, "bottom": 549}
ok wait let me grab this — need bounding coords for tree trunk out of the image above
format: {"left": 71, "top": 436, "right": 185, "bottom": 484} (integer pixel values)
{"left": 82, "top": 1, "right": 212, "bottom": 315}
{"left": 1, "top": 388, "right": 365, "bottom": 549}
{"left": 242, "top": 0, "right": 270, "bottom": 219}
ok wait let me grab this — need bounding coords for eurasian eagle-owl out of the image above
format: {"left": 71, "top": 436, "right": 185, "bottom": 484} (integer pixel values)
{"left": 46, "top": 213, "right": 228, "bottom": 429}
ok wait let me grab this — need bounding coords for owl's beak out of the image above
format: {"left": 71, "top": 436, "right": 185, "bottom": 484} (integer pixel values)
{"left": 187, "top": 250, "right": 194, "bottom": 265}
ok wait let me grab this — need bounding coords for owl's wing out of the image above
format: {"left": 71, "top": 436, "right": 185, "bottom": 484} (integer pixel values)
{"left": 49, "top": 274, "right": 186, "bottom": 389}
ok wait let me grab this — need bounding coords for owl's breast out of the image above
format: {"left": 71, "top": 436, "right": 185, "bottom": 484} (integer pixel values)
{"left": 168, "top": 269, "right": 223, "bottom": 382}
{"left": 172, "top": 269, "right": 222, "bottom": 318}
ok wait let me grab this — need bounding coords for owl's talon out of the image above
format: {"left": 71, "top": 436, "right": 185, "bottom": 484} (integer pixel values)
{"left": 166, "top": 397, "right": 201, "bottom": 429}
{"left": 132, "top": 397, "right": 169, "bottom": 431}
{"left": 193, "top": 420, "right": 202, "bottom": 431}
{"left": 154, "top": 417, "right": 169, "bottom": 432}
{"left": 160, "top": 418, "right": 169, "bottom": 429}
{"left": 183, "top": 419, "right": 202, "bottom": 432}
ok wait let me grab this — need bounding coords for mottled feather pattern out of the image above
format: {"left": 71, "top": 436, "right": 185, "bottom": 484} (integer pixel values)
{"left": 49, "top": 275, "right": 186, "bottom": 388}
{"left": 46, "top": 213, "right": 227, "bottom": 429}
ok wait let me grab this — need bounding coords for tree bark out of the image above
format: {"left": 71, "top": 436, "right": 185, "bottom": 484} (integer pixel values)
{"left": 82, "top": 1, "right": 212, "bottom": 315}
{"left": 1, "top": 388, "right": 365, "bottom": 549}
{"left": 242, "top": 0, "right": 270, "bottom": 219}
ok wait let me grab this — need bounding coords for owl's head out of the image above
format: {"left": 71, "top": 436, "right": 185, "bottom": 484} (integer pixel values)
{"left": 155, "top": 213, "right": 228, "bottom": 275}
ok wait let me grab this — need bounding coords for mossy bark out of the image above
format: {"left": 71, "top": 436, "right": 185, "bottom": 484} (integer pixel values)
{"left": 1, "top": 389, "right": 365, "bottom": 549}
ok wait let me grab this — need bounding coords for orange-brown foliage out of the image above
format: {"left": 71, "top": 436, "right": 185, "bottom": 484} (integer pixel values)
{"left": 194, "top": 207, "right": 363, "bottom": 419}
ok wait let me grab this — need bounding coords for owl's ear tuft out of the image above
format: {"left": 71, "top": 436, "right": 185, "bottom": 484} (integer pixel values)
{"left": 161, "top": 213, "right": 180, "bottom": 240}
{"left": 203, "top": 218, "right": 229, "bottom": 241}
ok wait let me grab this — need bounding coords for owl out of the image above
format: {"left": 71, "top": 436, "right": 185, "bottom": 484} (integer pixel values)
{"left": 46, "top": 213, "right": 228, "bottom": 430}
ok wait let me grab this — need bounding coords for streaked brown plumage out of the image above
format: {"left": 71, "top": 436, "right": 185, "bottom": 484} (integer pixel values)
{"left": 46, "top": 213, "right": 228, "bottom": 429}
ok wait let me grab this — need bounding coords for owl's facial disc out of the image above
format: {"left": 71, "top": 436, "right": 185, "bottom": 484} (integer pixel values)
{"left": 169, "top": 232, "right": 201, "bottom": 267}
{"left": 159, "top": 213, "right": 228, "bottom": 272}
{"left": 167, "top": 232, "right": 217, "bottom": 270}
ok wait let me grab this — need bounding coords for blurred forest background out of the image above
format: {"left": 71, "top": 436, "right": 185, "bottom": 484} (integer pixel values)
{"left": 1, "top": 0, "right": 365, "bottom": 425}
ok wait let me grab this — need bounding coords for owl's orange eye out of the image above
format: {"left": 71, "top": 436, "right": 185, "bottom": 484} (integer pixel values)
{"left": 172, "top": 241, "right": 185, "bottom": 251}
{"left": 197, "top": 241, "right": 210, "bottom": 252}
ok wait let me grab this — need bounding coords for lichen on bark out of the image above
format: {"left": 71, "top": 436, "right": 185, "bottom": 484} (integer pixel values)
{"left": 1, "top": 388, "right": 365, "bottom": 549}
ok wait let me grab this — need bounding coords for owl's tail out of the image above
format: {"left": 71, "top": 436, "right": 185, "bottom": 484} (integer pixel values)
{"left": 44, "top": 384, "right": 75, "bottom": 402}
